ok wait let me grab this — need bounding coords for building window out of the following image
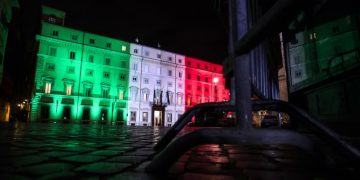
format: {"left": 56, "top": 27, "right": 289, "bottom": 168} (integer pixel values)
{"left": 83, "top": 81, "right": 93, "bottom": 97}
{"left": 167, "top": 91, "right": 174, "bottom": 105}
{"left": 156, "top": 67, "right": 161, "bottom": 75}
{"left": 187, "top": 74, "right": 191, "bottom": 79}
{"left": 46, "top": 63, "right": 55, "bottom": 71}
{"left": 178, "top": 83, "right": 182, "bottom": 88}
{"left": 178, "top": 72, "right": 182, "bottom": 78}
{"left": 197, "top": 96, "right": 202, "bottom": 103}
{"left": 143, "top": 64, "right": 149, "bottom": 73}
{"left": 143, "top": 112, "right": 148, "bottom": 122}
{"left": 121, "top": 61, "right": 126, "bottom": 68}
{"left": 52, "top": 30, "right": 58, "bottom": 36}
{"left": 65, "top": 85, "right": 72, "bottom": 95}
{"left": 197, "top": 86, "right": 201, "bottom": 91}
{"left": 129, "top": 86, "right": 138, "bottom": 101}
{"left": 132, "top": 76, "right": 137, "bottom": 82}
{"left": 187, "top": 85, "right": 191, "bottom": 89}
{"left": 106, "top": 43, "right": 111, "bottom": 48}
{"left": 101, "top": 88, "right": 109, "bottom": 98}
{"left": 118, "top": 87, "right": 125, "bottom": 100}
{"left": 168, "top": 70, "right": 172, "bottom": 77}
{"left": 49, "top": 48, "right": 57, "bottom": 56}
{"left": 133, "top": 63, "right": 138, "bottom": 71}
{"left": 88, "top": 55, "right": 94, "bottom": 62}
{"left": 205, "top": 77, "right": 209, "bottom": 82}
{"left": 168, "top": 82, "right": 172, "bottom": 87}
{"left": 105, "top": 58, "right": 111, "bottom": 65}
{"left": 66, "top": 66, "right": 75, "bottom": 74}
{"left": 104, "top": 72, "right": 110, "bottom": 78}
{"left": 167, "top": 113, "right": 172, "bottom": 122}
{"left": 186, "top": 96, "right": 192, "bottom": 106}
{"left": 90, "top": 39, "right": 95, "bottom": 44}
{"left": 134, "top": 49, "right": 138, "bottom": 53}
{"left": 157, "top": 54, "right": 161, "bottom": 59}
{"left": 130, "top": 111, "right": 136, "bottom": 121}
{"left": 45, "top": 82, "right": 52, "bottom": 94}
{"left": 205, "top": 87, "right": 209, "bottom": 92}
{"left": 71, "top": 35, "right": 78, "bottom": 41}
{"left": 187, "top": 61, "right": 191, "bottom": 65}
{"left": 119, "top": 74, "right": 126, "bottom": 80}
{"left": 70, "top": 51, "right": 76, "bottom": 59}
{"left": 86, "top": 69, "right": 93, "bottom": 76}
{"left": 144, "top": 78, "right": 149, "bottom": 84}
{"left": 177, "top": 93, "right": 183, "bottom": 105}
{"left": 154, "top": 89, "right": 162, "bottom": 105}
{"left": 178, "top": 59, "right": 182, "bottom": 63}
{"left": 145, "top": 51, "right": 149, "bottom": 56}
{"left": 197, "top": 64, "right": 200, "bottom": 68}
{"left": 121, "top": 45, "right": 127, "bottom": 51}
{"left": 168, "top": 57, "right": 172, "bottom": 61}
{"left": 142, "top": 88, "right": 150, "bottom": 102}
{"left": 205, "top": 65, "right": 208, "bottom": 70}
{"left": 156, "top": 80, "right": 161, "bottom": 85}
{"left": 197, "top": 75, "right": 200, "bottom": 81}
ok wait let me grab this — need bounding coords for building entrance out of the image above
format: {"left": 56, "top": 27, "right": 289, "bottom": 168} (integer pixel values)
{"left": 152, "top": 105, "right": 165, "bottom": 127}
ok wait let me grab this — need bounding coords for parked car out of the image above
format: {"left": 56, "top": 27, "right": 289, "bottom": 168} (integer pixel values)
{"left": 260, "top": 115, "right": 279, "bottom": 128}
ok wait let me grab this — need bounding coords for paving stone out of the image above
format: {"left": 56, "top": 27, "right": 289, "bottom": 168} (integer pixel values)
{"left": 106, "top": 146, "right": 134, "bottom": 151}
{"left": 235, "top": 161, "right": 279, "bottom": 170}
{"left": 186, "top": 162, "right": 228, "bottom": 174}
{"left": 106, "top": 155, "right": 148, "bottom": 164}
{"left": 168, "top": 162, "right": 186, "bottom": 175}
{"left": 37, "top": 172, "right": 78, "bottom": 180}
{"left": 5, "top": 155, "right": 48, "bottom": 167}
{"left": 228, "top": 154, "right": 267, "bottom": 162}
{"left": 191, "top": 155, "right": 230, "bottom": 164}
{"left": 182, "top": 173, "right": 235, "bottom": 180}
{"left": 124, "top": 150, "right": 156, "bottom": 156}
{"left": 88, "top": 150, "right": 123, "bottom": 156}
{"left": 110, "top": 172, "right": 161, "bottom": 180}
{"left": 75, "top": 162, "right": 132, "bottom": 175}
{"left": 60, "top": 155, "right": 106, "bottom": 163}
{"left": 243, "top": 169, "right": 312, "bottom": 180}
{"left": 18, "top": 163, "right": 74, "bottom": 176}
{"left": 41, "top": 151, "right": 77, "bottom": 157}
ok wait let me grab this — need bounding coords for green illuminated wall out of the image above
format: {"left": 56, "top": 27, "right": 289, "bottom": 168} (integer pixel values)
{"left": 30, "top": 22, "right": 130, "bottom": 123}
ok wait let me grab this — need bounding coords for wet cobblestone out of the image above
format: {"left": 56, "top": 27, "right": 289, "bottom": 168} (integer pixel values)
{"left": 0, "top": 123, "right": 358, "bottom": 179}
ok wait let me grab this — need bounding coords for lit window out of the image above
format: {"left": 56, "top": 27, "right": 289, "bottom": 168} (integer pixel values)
{"left": 177, "top": 93, "right": 183, "bottom": 105}
{"left": 142, "top": 89, "right": 149, "bottom": 102}
{"left": 106, "top": 43, "right": 111, "bottom": 48}
{"left": 49, "top": 48, "right": 57, "bottom": 56}
{"left": 66, "top": 85, "right": 72, "bottom": 95}
{"left": 143, "top": 112, "right": 148, "bottom": 122}
{"left": 167, "top": 91, "right": 174, "bottom": 105}
{"left": 121, "top": 45, "right": 127, "bottom": 51}
{"left": 70, "top": 51, "right": 76, "bottom": 59}
{"left": 119, "top": 90, "right": 124, "bottom": 100}
{"left": 45, "top": 83, "right": 51, "bottom": 94}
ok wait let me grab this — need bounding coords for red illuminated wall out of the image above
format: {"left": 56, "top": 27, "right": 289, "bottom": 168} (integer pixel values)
{"left": 184, "top": 57, "right": 229, "bottom": 110}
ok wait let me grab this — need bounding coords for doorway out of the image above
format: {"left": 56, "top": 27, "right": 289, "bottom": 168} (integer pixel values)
{"left": 152, "top": 105, "right": 165, "bottom": 127}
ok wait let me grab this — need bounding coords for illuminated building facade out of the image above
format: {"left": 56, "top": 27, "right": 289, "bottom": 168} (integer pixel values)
{"left": 185, "top": 57, "right": 229, "bottom": 110}
{"left": 30, "top": 6, "right": 228, "bottom": 126}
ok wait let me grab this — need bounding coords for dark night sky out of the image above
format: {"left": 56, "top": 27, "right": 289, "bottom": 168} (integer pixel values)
{"left": 42, "top": 0, "right": 229, "bottom": 64}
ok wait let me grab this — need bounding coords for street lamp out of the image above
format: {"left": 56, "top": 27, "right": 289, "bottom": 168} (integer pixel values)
{"left": 212, "top": 77, "right": 219, "bottom": 102}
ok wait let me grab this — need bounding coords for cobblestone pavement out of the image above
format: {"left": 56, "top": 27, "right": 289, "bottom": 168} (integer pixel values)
{"left": 0, "top": 123, "right": 358, "bottom": 179}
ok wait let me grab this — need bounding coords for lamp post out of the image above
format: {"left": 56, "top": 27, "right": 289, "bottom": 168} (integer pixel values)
{"left": 212, "top": 77, "right": 219, "bottom": 102}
